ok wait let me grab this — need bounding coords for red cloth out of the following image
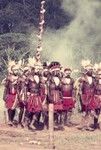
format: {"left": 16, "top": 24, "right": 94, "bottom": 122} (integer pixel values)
{"left": 54, "top": 101, "right": 63, "bottom": 111}
{"left": 81, "top": 94, "right": 97, "bottom": 110}
{"left": 48, "top": 89, "right": 63, "bottom": 111}
{"left": 93, "top": 95, "right": 101, "bottom": 109}
{"left": 5, "top": 94, "right": 16, "bottom": 109}
{"left": 27, "top": 94, "right": 42, "bottom": 112}
{"left": 63, "top": 97, "right": 75, "bottom": 110}
{"left": 40, "top": 88, "right": 46, "bottom": 102}
{"left": 62, "top": 91, "right": 72, "bottom": 97}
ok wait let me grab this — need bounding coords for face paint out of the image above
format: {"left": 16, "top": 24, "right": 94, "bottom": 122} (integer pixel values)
{"left": 43, "top": 71, "right": 49, "bottom": 77}
{"left": 53, "top": 76, "right": 60, "bottom": 86}
{"left": 64, "top": 71, "right": 71, "bottom": 77}
{"left": 86, "top": 70, "right": 93, "bottom": 76}
{"left": 13, "top": 70, "right": 18, "bottom": 76}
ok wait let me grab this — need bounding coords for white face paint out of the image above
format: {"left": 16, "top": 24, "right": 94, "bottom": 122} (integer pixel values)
{"left": 64, "top": 71, "right": 71, "bottom": 77}
{"left": 87, "top": 76, "right": 92, "bottom": 84}
{"left": 43, "top": 76, "right": 47, "bottom": 81}
{"left": 53, "top": 77, "right": 60, "bottom": 86}
{"left": 11, "top": 75, "right": 18, "bottom": 84}
{"left": 34, "top": 75, "right": 39, "bottom": 84}
{"left": 99, "top": 79, "right": 101, "bottom": 84}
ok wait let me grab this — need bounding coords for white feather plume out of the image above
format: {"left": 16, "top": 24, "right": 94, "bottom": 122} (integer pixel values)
{"left": 28, "top": 57, "right": 36, "bottom": 67}
{"left": 8, "top": 60, "right": 15, "bottom": 68}
{"left": 93, "top": 63, "right": 99, "bottom": 71}
{"left": 81, "top": 59, "right": 91, "bottom": 68}
{"left": 17, "top": 60, "right": 22, "bottom": 68}
{"left": 99, "top": 62, "right": 101, "bottom": 69}
{"left": 7, "top": 60, "right": 15, "bottom": 72}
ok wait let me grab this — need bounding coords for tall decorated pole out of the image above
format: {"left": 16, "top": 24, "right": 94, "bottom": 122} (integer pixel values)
{"left": 35, "top": 0, "right": 46, "bottom": 62}
{"left": 35, "top": 1, "right": 55, "bottom": 149}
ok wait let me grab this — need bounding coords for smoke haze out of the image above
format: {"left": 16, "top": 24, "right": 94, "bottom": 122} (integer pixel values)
{"left": 30, "top": 0, "right": 101, "bottom": 69}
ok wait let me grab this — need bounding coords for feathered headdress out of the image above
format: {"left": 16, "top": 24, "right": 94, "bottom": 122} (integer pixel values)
{"left": 28, "top": 56, "right": 43, "bottom": 72}
{"left": 93, "top": 63, "right": 99, "bottom": 71}
{"left": 94, "top": 62, "right": 101, "bottom": 75}
{"left": 81, "top": 59, "right": 93, "bottom": 70}
{"left": 81, "top": 59, "right": 91, "bottom": 67}
{"left": 8, "top": 60, "right": 16, "bottom": 73}
{"left": 28, "top": 57, "right": 36, "bottom": 67}
{"left": 49, "top": 61, "right": 61, "bottom": 72}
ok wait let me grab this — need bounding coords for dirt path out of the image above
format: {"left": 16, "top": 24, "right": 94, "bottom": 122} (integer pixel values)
{"left": 0, "top": 124, "right": 49, "bottom": 150}
{"left": 0, "top": 124, "right": 101, "bottom": 150}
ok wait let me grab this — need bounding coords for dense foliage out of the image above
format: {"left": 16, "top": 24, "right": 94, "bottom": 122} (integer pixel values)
{"left": 0, "top": 0, "right": 73, "bottom": 80}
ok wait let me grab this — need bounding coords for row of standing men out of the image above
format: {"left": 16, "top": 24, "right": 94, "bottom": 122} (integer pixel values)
{"left": 2, "top": 61, "right": 101, "bottom": 131}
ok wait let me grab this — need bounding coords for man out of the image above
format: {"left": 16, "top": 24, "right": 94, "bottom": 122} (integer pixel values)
{"left": 40, "top": 62, "right": 49, "bottom": 129}
{"left": 26, "top": 67, "right": 42, "bottom": 130}
{"left": 61, "top": 68, "right": 75, "bottom": 126}
{"left": 3, "top": 64, "right": 19, "bottom": 126}
{"left": 93, "top": 68, "right": 101, "bottom": 129}
{"left": 48, "top": 62, "right": 63, "bottom": 129}
{"left": 78, "top": 64, "right": 95, "bottom": 131}
{"left": 17, "top": 68, "right": 27, "bottom": 128}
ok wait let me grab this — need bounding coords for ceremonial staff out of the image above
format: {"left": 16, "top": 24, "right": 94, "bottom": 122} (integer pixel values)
{"left": 35, "top": 0, "right": 46, "bottom": 62}
{"left": 35, "top": 1, "right": 55, "bottom": 149}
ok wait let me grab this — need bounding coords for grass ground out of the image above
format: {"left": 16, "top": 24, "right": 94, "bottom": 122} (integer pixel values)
{"left": 0, "top": 86, "right": 101, "bottom": 150}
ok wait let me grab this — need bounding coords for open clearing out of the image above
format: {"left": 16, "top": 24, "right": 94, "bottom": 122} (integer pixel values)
{"left": 0, "top": 87, "right": 101, "bottom": 150}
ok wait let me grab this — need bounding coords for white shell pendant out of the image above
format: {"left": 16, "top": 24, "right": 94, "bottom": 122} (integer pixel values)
{"left": 87, "top": 76, "right": 92, "bottom": 85}
{"left": 53, "top": 77, "right": 60, "bottom": 86}
{"left": 65, "top": 78, "right": 71, "bottom": 84}
{"left": 99, "top": 79, "right": 101, "bottom": 84}
{"left": 34, "top": 75, "right": 39, "bottom": 84}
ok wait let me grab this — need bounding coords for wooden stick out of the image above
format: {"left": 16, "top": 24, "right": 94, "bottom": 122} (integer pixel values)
{"left": 4, "top": 109, "right": 8, "bottom": 124}
{"left": 49, "top": 103, "right": 55, "bottom": 149}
